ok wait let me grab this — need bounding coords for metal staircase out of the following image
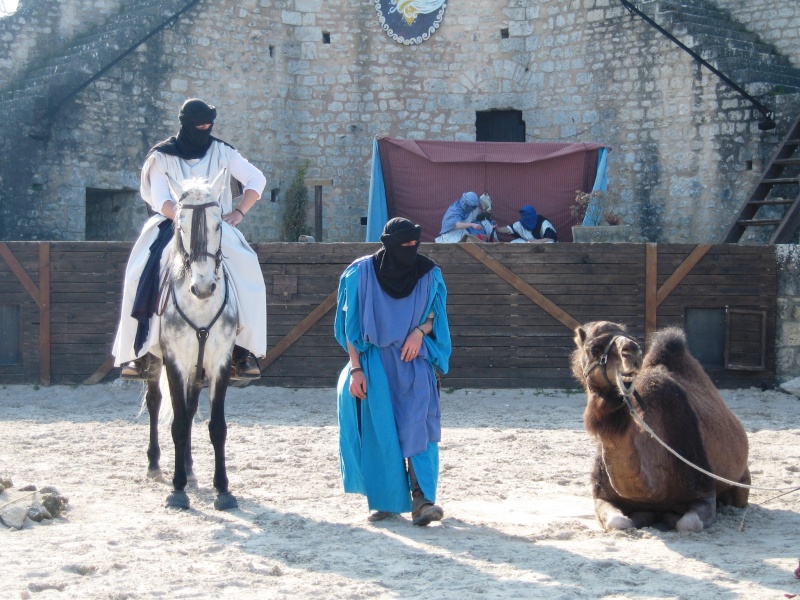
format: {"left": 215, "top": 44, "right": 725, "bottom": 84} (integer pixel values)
{"left": 722, "top": 114, "right": 800, "bottom": 243}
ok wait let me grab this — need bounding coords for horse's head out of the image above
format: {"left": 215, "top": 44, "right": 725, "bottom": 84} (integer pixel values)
{"left": 572, "top": 321, "right": 643, "bottom": 397}
{"left": 167, "top": 169, "right": 227, "bottom": 299}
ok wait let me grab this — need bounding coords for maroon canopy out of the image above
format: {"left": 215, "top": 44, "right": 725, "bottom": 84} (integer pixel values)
{"left": 377, "top": 137, "right": 610, "bottom": 242}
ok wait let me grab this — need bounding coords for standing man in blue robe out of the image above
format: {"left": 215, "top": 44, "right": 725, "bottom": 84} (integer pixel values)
{"left": 335, "top": 218, "right": 452, "bottom": 526}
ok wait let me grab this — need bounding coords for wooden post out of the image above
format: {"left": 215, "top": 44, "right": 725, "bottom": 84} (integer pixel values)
{"left": 39, "top": 242, "right": 50, "bottom": 386}
{"left": 645, "top": 243, "right": 658, "bottom": 341}
{"left": 305, "top": 178, "right": 333, "bottom": 242}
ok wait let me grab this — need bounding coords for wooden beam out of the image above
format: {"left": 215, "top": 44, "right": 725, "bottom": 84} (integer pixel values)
{"left": 656, "top": 244, "right": 711, "bottom": 306}
{"left": 458, "top": 243, "right": 581, "bottom": 331}
{"left": 84, "top": 356, "right": 115, "bottom": 385}
{"left": 260, "top": 289, "right": 339, "bottom": 371}
{"left": 39, "top": 243, "right": 51, "bottom": 386}
{"left": 645, "top": 243, "right": 658, "bottom": 341}
{"left": 0, "top": 242, "right": 40, "bottom": 304}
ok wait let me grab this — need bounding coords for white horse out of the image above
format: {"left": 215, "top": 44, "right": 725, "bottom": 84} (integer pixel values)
{"left": 141, "top": 170, "right": 239, "bottom": 510}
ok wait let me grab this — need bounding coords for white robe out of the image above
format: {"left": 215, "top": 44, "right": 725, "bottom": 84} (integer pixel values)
{"left": 112, "top": 142, "right": 268, "bottom": 365}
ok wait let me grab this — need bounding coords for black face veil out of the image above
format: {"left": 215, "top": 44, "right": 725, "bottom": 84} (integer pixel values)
{"left": 372, "top": 218, "right": 436, "bottom": 299}
{"left": 148, "top": 98, "right": 224, "bottom": 160}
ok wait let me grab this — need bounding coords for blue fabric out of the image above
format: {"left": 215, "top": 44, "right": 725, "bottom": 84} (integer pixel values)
{"left": 366, "top": 138, "right": 389, "bottom": 242}
{"left": 335, "top": 257, "right": 451, "bottom": 511}
{"left": 439, "top": 192, "right": 480, "bottom": 234}
{"left": 582, "top": 147, "right": 610, "bottom": 226}
{"left": 131, "top": 218, "right": 173, "bottom": 355}
{"left": 519, "top": 205, "right": 538, "bottom": 231}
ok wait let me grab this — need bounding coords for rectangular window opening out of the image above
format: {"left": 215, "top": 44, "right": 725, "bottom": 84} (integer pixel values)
{"left": 85, "top": 188, "right": 143, "bottom": 241}
{"left": 271, "top": 188, "right": 280, "bottom": 203}
{"left": 685, "top": 308, "right": 726, "bottom": 369}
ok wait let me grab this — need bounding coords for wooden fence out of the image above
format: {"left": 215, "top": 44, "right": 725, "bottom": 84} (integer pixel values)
{"left": 0, "top": 241, "right": 776, "bottom": 389}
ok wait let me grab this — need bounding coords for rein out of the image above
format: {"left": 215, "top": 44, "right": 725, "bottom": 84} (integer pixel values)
{"left": 620, "top": 391, "right": 800, "bottom": 494}
{"left": 170, "top": 273, "right": 230, "bottom": 382}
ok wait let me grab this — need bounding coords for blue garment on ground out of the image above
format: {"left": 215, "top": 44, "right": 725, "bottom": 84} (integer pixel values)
{"left": 131, "top": 218, "right": 173, "bottom": 355}
{"left": 439, "top": 192, "right": 480, "bottom": 234}
{"left": 335, "top": 256, "right": 451, "bottom": 513}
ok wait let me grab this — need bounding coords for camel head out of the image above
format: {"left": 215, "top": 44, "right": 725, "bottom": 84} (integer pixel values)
{"left": 572, "top": 321, "right": 643, "bottom": 397}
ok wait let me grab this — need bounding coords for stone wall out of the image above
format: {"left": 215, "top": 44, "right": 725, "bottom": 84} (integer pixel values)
{"left": 714, "top": 0, "right": 800, "bottom": 67}
{"left": 776, "top": 245, "right": 800, "bottom": 383}
{"left": 0, "top": 0, "right": 799, "bottom": 243}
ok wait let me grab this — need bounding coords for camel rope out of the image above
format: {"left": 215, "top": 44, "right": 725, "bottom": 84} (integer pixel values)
{"left": 622, "top": 394, "right": 800, "bottom": 494}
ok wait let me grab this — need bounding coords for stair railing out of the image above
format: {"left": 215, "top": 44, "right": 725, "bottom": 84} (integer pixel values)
{"left": 617, "top": 0, "right": 776, "bottom": 131}
{"left": 29, "top": 0, "right": 203, "bottom": 139}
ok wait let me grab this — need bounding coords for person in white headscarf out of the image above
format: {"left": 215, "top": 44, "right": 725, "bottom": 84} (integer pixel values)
{"left": 435, "top": 192, "right": 493, "bottom": 243}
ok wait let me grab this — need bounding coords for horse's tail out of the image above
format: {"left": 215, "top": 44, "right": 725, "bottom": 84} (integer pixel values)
{"left": 135, "top": 370, "right": 174, "bottom": 427}
{"left": 158, "top": 369, "right": 174, "bottom": 427}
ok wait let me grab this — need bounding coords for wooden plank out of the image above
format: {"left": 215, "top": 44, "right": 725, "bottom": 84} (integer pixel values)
{"left": 259, "top": 290, "right": 338, "bottom": 372}
{"left": 645, "top": 243, "right": 657, "bottom": 339}
{"left": 458, "top": 243, "right": 581, "bottom": 331}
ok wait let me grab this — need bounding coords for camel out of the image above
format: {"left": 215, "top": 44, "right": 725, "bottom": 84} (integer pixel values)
{"left": 571, "top": 321, "right": 751, "bottom": 532}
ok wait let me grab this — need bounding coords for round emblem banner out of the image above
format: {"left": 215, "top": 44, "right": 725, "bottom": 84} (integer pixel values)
{"left": 374, "top": 0, "right": 447, "bottom": 45}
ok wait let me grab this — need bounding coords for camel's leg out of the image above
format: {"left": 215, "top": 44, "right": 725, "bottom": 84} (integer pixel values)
{"left": 718, "top": 468, "right": 750, "bottom": 508}
{"left": 165, "top": 361, "right": 191, "bottom": 509}
{"left": 673, "top": 496, "right": 716, "bottom": 532}
{"left": 595, "top": 498, "right": 635, "bottom": 530}
{"left": 208, "top": 367, "right": 237, "bottom": 511}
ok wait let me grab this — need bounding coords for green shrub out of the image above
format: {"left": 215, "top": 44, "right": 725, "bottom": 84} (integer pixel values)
{"left": 282, "top": 161, "right": 311, "bottom": 242}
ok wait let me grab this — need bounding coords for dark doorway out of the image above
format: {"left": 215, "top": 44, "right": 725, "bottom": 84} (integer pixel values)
{"left": 476, "top": 110, "right": 526, "bottom": 142}
{"left": 85, "top": 188, "right": 145, "bottom": 241}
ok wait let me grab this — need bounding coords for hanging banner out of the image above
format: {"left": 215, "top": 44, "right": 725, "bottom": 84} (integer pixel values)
{"left": 374, "top": 0, "right": 447, "bottom": 45}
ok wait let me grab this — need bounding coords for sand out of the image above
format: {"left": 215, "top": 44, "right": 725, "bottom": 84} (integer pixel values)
{"left": 0, "top": 382, "right": 798, "bottom": 599}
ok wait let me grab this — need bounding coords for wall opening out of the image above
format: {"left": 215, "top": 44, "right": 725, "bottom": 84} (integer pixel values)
{"left": 685, "top": 307, "right": 726, "bottom": 368}
{"left": 85, "top": 188, "right": 145, "bottom": 241}
{"left": 476, "top": 110, "right": 525, "bottom": 142}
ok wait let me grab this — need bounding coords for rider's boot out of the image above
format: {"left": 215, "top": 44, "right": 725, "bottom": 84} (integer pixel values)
{"left": 230, "top": 345, "right": 260, "bottom": 380}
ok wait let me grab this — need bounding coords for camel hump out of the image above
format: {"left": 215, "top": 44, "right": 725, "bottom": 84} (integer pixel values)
{"left": 644, "top": 327, "right": 691, "bottom": 372}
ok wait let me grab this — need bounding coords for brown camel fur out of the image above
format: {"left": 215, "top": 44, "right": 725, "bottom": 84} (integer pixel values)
{"left": 571, "top": 321, "right": 750, "bottom": 532}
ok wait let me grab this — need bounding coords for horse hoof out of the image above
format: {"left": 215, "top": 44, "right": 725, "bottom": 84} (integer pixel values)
{"left": 214, "top": 492, "right": 238, "bottom": 511}
{"left": 166, "top": 490, "right": 190, "bottom": 509}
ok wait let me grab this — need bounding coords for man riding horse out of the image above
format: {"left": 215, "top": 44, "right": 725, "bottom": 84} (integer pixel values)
{"left": 113, "top": 98, "right": 267, "bottom": 380}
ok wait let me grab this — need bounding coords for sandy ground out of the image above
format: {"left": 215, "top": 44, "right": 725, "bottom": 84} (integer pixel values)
{"left": 0, "top": 382, "right": 799, "bottom": 599}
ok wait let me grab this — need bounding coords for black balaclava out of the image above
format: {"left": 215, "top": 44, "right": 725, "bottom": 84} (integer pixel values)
{"left": 149, "top": 98, "right": 228, "bottom": 160}
{"left": 175, "top": 99, "right": 216, "bottom": 158}
{"left": 372, "top": 217, "right": 436, "bottom": 299}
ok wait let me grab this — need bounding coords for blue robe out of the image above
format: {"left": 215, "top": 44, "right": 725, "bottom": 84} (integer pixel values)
{"left": 335, "top": 256, "right": 451, "bottom": 513}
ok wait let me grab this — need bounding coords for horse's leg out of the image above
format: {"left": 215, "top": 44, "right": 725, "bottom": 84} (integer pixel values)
{"left": 165, "top": 360, "right": 191, "bottom": 509}
{"left": 184, "top": 382, "right": 201, "bottom": 489}
{"left": 208, "top": 369, "right": 237, "bottom": 510}
{"left": 144, "top": 355, "right": 164, "bottom": 481}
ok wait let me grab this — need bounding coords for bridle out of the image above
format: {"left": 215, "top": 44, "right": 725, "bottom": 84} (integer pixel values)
{"left": 170, "top": 197, "right": 229, "bottom": 382}
{"left": 175, "top": 199, "right": 224, "bottom": 279}
{"left": 582, "top": 333, "right": 641, "bottom": 391}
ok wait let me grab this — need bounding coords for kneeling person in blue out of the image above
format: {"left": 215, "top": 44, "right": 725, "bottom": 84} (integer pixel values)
{"left": 335, "top": 218, "right": 452, "bottom": 526}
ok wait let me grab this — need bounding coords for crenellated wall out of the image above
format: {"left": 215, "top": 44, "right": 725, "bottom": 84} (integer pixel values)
{"left": 0, "top": 0, "right": 798, "bottom": 244}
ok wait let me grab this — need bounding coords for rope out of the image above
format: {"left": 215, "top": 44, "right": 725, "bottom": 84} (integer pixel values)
{"left": 622, "top": 394, "right": 800, "bottom": 494}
